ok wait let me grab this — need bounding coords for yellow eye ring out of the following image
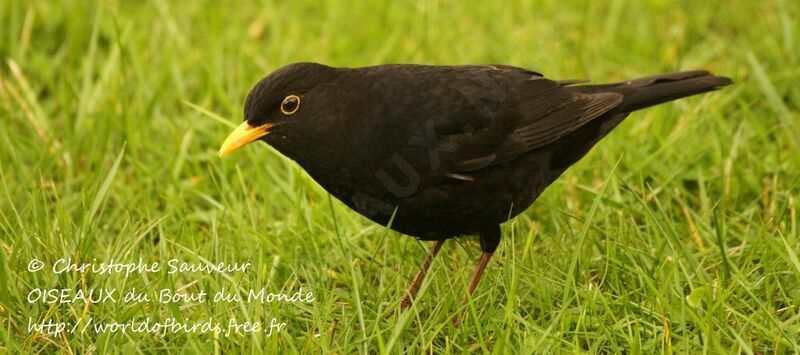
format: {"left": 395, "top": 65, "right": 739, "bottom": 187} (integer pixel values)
{"left": 280, "top": 95, "right": 301, "bottom": 115}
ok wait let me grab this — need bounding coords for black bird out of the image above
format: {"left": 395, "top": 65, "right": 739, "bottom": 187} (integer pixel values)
{"left": 219, "top": 63, "right": 730, "bottom": 315}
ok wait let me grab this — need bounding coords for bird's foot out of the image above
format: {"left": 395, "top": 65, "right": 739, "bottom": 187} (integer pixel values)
{"left": 451, "top": 311, "right": 464, "bottom": 326}
{"left": 385, "top": 295, "right": 414, "bottom": 318}
{"left": 399, "top": 295, "right": 413, "bottom": 311}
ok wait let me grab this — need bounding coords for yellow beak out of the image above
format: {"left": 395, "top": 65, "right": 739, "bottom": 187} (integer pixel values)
{"left": 218, "top": 121, "right": 274, "bottom": 157}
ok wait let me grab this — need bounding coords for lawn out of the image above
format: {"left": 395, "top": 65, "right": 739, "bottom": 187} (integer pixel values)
{"left": 1, "top": 0, "right": 798, "bottom": 353}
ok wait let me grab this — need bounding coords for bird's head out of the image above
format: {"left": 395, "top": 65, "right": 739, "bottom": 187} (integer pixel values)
{"left": 218, "top": 62, "right": 340, "bottom": 158}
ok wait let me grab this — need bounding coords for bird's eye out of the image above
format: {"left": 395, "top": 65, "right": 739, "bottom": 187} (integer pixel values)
{"left": 280, "top": 95, "right": 301, "bottom": 115}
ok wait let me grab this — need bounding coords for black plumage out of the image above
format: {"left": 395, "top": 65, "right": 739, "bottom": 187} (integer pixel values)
{"left": 220, "top": 62, "right": 730, "bottom": 315}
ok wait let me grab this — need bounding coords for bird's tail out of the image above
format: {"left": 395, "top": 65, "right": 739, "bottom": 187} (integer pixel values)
{"left": 572, "top": 71, "right": 732, "bottom": 113}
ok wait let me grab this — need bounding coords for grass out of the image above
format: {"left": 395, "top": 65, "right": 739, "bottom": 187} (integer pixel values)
{"left": 1, "top": 0, "right": 798, "bottom": 353}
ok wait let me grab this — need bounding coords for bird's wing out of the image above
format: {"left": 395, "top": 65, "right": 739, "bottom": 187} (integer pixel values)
{"left": 437, "top": 72, "right": 623, "bottom": 172}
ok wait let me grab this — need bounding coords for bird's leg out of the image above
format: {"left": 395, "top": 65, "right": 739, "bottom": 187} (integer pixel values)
{"left": 466, "top": 252, "right": 494, "bottom": 295}
{"left": 453, "top": 225, "right": 500, "bottom": 325}
{"left": 451, "top": 252, "right": 495, "bottom": 325}
{"left": 399, "top": 239, "right": 445, "bottom": 311}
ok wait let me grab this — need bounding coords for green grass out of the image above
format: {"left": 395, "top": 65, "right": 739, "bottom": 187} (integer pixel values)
{"left": 1, "top": 0, "right": 798, "bottom": 353}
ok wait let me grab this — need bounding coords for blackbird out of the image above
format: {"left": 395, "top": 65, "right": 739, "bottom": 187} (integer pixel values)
{"left": 219, "top": 63, "right": 730, "bottom": 314}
